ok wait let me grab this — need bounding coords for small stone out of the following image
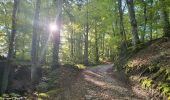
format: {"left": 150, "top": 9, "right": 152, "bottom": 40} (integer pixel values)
{"left": 85, "top": 95, "right": 93, "bottom": 100}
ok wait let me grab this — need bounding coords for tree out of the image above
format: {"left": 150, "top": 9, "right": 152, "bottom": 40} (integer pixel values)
{"left": 84, "top": 0, "right": 89, "bottom": 66}
{"left": 52, "top": 0, "right": 63, "bottom": 69}
{"left": 31, "top": 0, "right": 41, "bottom": 86}
{"left": 141, "top": 0, "right": 147, "bottom": 42}
{"left": 160, "top": 0, "right": 170, "bottom": 37}
{"left": 1, "top": 0, "right": 19, "bottom": 94}
{"left": 117, "top": 0, "right": 128, "bottom": 70}
{"left": 126, "top": 0, "right": 140, "bottom": 46}
{"left": 94, "top": 19, "right": 99, "bottom": 64}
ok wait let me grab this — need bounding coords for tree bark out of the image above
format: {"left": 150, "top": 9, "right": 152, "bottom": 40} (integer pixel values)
{"left": 117, "top": 0, "right": 128, "bottom": 70}
{"left": 160, "top": 0, "right": 170, "bottom": 37}
{"left": 31, "top": 0, "right": 41, "bottom": 86}
{"left": 84, "top": 0, "right": 89, "bottom": 66}
{"left": 40, "top": 9, "right": 50, "bottom": 65}
{"left": 141, "top": 0, "right": 147, "bottom": 42}
{"left": 1, "top": 0, "right": 19, "bottom": 94}
{"left": 52, "top": 0, "right": 63, "bottom": 69}
{"left": 126, "top": 0, "right": 140, "bottom": 46}
{"left": 94, "top": 21, "right": 99, "bottom": 64}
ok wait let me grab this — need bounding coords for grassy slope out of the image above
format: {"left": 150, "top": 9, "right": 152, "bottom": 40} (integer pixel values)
{"left": 125, "top": 38, "right": 170, "bottom": 99}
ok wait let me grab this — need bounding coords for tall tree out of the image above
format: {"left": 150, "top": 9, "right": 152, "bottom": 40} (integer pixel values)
{"left": 160, "top": 0, "right": 170, "bottom": 37}
{"left": 1, "top": 0, "right": 19, "bottom": 94}
{"left": 31, "top": 0, "right": 41, "bottom": 86}
{"left": 117, "top": 0, "right": 128, "bottom": 70}
{"left": 94, "top": 19, "right": 99, "bottom": 64}
{"left": 126, "top": 0, "right": 140, "bottom": 46}
{"left": 84, "top": 0, "right": 89, "bottom": 65}
{"left": 141, "top": 0, "right": 147, "bottom": 42}
{"left": 52, "top": 0, "right": 63, "bottom": 69}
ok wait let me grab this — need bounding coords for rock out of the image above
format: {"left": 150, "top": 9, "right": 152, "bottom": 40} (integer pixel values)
{"left": 85, "top": 95, "right": 93, "bottom": 100}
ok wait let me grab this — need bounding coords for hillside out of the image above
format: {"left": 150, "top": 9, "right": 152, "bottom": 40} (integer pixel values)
{"left": 125, "top": 38, "right": 170, "bottom": 100}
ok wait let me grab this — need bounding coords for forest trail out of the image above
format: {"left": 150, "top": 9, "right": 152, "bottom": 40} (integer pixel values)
{"left": 53, "top": 64, "right": 146, "bottom": 100}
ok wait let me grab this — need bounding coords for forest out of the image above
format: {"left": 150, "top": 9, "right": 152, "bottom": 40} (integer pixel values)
{"left": 0, "top": 0, "right": 170, "bottom": 100}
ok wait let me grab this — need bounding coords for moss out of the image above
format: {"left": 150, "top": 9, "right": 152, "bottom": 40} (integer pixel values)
{"left": 150, "top": 68, "right": 165, "bottom": 80}
{"left": 158, "top": 83, "right": 170, "bottom": 96}
{"left": 166, "top": 67, "right": 170, "bottom": 74}
{"left": 141, "top": 78, "right": 153, "bottom": 89}
{"left": 148, "top": 65, "right": 155, "bottom": 72}
{"left": 38, "top": 93, "right": 49, "bottom": 99}
{"left": 46, "top": 89, "right": 63, "bottom": 96}
{"left": 37, "top": 82, "right": 49, "bottom": 92}
{"left": 126, "top": 61, "right": 137, "bottom": 68}
{"left": 2, "top": 94, "right": 9, "bottom": 98}
{"left": 166, "top": 75, "right": 170, "bottom": 81}
{"left": 75, "top": 64, "right": 86, "bottom": 69}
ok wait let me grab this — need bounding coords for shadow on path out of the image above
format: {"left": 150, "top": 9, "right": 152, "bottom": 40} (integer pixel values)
{"left": 54, "top": 64, "right": 146, "bottom": 100}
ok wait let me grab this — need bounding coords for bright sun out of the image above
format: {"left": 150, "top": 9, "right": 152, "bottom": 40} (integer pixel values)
{"left": 49, "top": 23, "right": 58, "bottom": 32}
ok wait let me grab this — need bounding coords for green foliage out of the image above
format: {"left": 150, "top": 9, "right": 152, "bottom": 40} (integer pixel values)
{"left": 46, "top": 89, "right": 63, "bottom": 97}
{"left": 32, "top": 92, "right": 49, "bottom": 100}
{"left": 166, "top": 75, "right": 170, "bottom": 81}
{"left": 142, "top": 78, "right": 153, "bottom": 89}
{"left": 158, "top": 83, "right": 170, "bottom": 96}
{"left": 0, "top": 93, "right": 24, "bottom": 100}
{"left": 39, "top": 93, "right": 49, "bottom": 98}
{"left": 166, "top": 67, "right": 170, "bottom": 74}
{"left": 37, "top": 82, "right": 49, "bottom": 92}
{"left": 37, "top": 69, "right": 60, "bottom": 92}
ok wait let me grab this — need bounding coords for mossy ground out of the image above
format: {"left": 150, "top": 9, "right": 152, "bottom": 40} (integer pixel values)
{"left": 125, "top": 38, "right": 170, "bottom": 99}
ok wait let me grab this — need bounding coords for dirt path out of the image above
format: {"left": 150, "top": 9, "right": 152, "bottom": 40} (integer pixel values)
{"left": 54, "top": 64, "right": 146, "bottom": 100}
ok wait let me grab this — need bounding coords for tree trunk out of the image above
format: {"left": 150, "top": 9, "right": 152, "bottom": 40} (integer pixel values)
{"left": 94, "top": 21, "right": 99, "bottom": 64}
{"left": 31, "top": 0, "right": 41, "bottom": 86}
{"left": 149, "top": 1, "right": 153, "bottom": 41}
{"left": 1, "top": 0, "right": 19, "bottom": 94}
{"left": 117, "top": 0, "right": 128, "bottom": 70}
{"left": 141, "top": 0, "right": 147, "bottom": 42}
{"left": 84, "top": 0, "right": 89, "bottom": 66}
{"left": 70, "top": 22, "right": 74, "bottom": 62}
{"left": 40, "top": 7, "right": 51, "bottom": 65}
{"left": 52, "top": 0, "right": 63, "bottom": 69}
{"left": 160, "top": 0, "right": 170, "bottom": 37}
{"left": 150, "top": 22, "right": 153, "bottom": 41}
{"left": 126, "top": 0, "right": 140, "bottom": 46}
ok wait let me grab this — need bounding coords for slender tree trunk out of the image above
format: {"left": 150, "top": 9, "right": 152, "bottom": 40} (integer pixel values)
{"left": 94, "top": 21, "right": 99, "bottom": 64}
{"left": 141, "top": 0, "right": 147, "bottom": 42}
{"left": 150, "top": 22, "right": 153, "bottom": 40}
{"left": 31, "top": 0, "right": 41, "bottom": 86}
{"left": 160, "top": 0, "right": 170, "bottom": 37}
{"left": 1, "top": 0, "right": 19, "bottom": 94}
{"left": 101, "top": 33, "right": 105, "bottom": 59}
{"left": 52, "top": 0, "right": 63, "bottom": 69}
{"left": 117, "top": 0, "right": 128, "bottom": 70}
{"left": 126, "top": 0, "right": 140, "bottom": 46}
{"left": 149, "top": 1, "right": 153, "bottom": 40}
{"left": 40, "top": 8, "right": 50, "bottom": 65}
{"left": 70, "top": 22, "right": 74, "bottom": 61}
{"left": 84, "top": 0, "right": 89, "bottom": 65}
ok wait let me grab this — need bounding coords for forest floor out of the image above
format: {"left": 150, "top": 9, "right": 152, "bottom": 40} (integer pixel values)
{"left": 49, "top": 64, "right": 148, "bottom": 100}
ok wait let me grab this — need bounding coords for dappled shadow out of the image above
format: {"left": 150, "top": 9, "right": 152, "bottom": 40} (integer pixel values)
{"left": 52, "top": 64, "right": 146, "bottom": 100}
{"left": 80, "top": 65, "right": 145, "bottom": 100}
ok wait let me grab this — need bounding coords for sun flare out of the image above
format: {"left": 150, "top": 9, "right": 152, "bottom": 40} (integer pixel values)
{"left": 49, "top": 23, "right": 58, "bottom": 32}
